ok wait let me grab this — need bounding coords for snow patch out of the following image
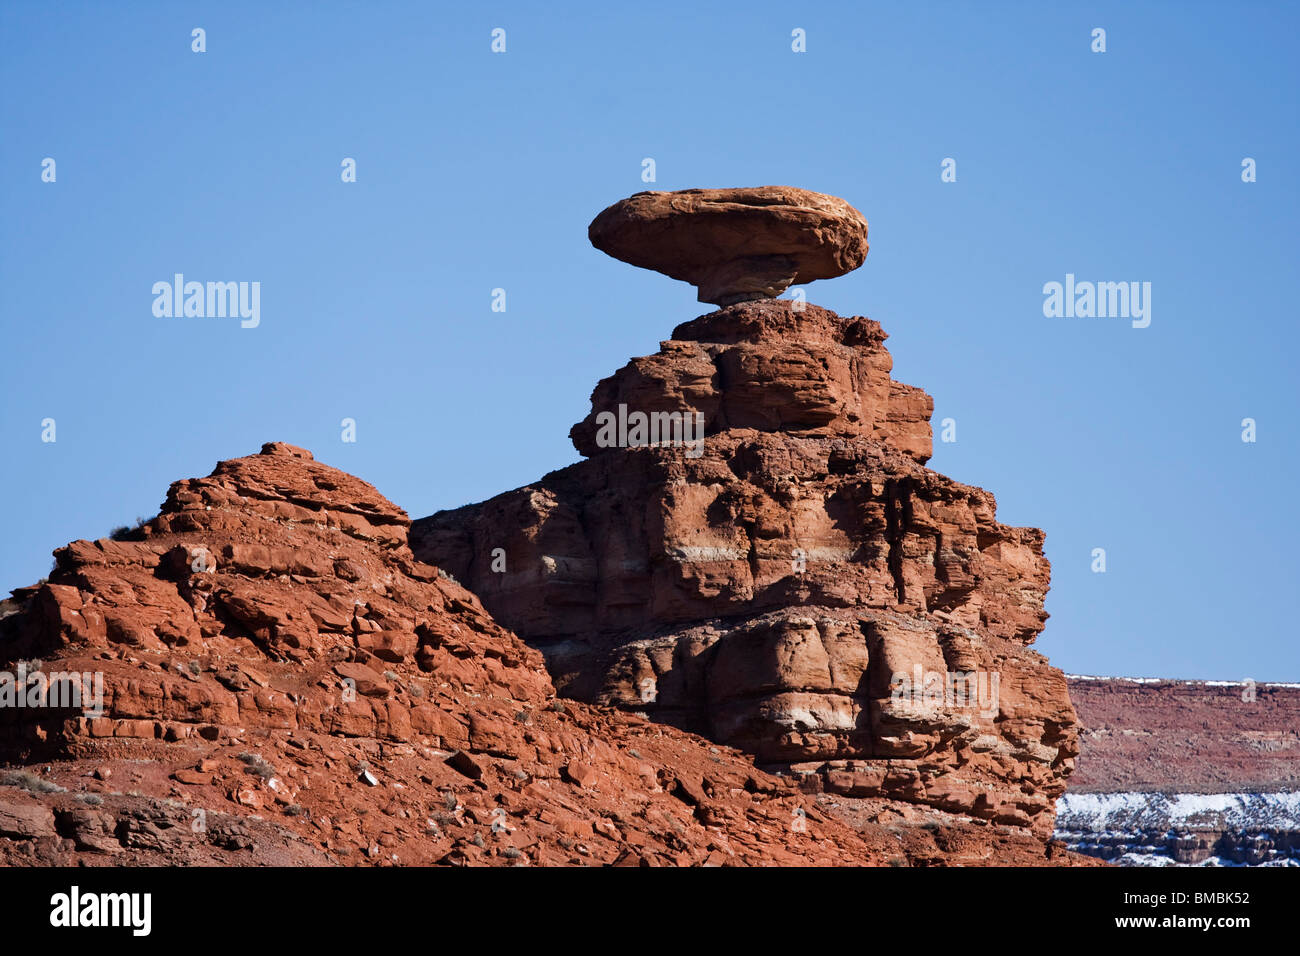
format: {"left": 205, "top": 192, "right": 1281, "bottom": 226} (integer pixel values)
{"left": 1066, "top": 675, "right": 1300, "bottom": 688}
{"left": 1056, "top": 791, "right": 1300, "bottom": 831}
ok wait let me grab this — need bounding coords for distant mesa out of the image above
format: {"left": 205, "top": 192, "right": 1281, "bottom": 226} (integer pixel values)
{"left": 588, "top": 186, "right": 869, "bottom": 305}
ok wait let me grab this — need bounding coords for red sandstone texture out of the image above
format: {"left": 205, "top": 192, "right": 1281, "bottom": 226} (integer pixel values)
{"left": 0, "top": 442, "right": 1090, "bottom": 866}
{"left": 1067, "top": 677, "right": 1300, "bottom": 793}
{"left": 413, "top": 300, "right": 1081, "bottom": 837}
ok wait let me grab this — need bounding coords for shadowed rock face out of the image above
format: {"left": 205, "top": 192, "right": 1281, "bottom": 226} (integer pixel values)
{"left": 414, "top": 299, "right": 1081, "bottom": 835}
{"left": 588, "top": 187, "right": 869, "bottom": 305}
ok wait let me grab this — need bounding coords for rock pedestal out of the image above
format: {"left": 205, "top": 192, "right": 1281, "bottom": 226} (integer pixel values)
{"left": 414, "top": 190, "right": 1080, "bottom": 835}
{"left": 0, "top": 188, "right": 1089, "bottom": 864}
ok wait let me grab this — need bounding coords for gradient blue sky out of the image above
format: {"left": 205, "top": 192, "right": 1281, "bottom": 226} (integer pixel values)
{"left": 2, "top": 1, "right": 1297, "bottom": 680}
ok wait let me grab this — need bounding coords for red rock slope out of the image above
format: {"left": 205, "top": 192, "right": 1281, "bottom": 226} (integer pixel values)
{"left": 0, "top": 442, "right": 1088, "bottom": 866}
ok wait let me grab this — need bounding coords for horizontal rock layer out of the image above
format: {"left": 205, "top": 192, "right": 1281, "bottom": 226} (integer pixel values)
{"left": 571, "top": 302, "right": 933, "bottom": 463}
{"left": 414, "top": 300, "right": 1078, "bottom": 833}
{"left": 1068, "top": 677, "right": 1300, "bottom": 792}
{"left": 1055, "top": 791, "right": 1300, "bottom": 866}
{"left": 1061, "top": 679, "right": 1300, "bottom": 863}
{"left": 2, "top": 442, "right": 982, "bottom": 866}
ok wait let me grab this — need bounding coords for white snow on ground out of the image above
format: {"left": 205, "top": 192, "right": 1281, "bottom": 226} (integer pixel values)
{"left": 1056, "top": 791, "right": 1300, "bottom": 831}
{"left": 1065, "top": 674, "right": 1300, "bottom": 688}
{"left": 1055, "top": 791, "right": 1300, "bottom": 866}
{"left": 1109, "top": 852, "right": 1297, "bottom": 868}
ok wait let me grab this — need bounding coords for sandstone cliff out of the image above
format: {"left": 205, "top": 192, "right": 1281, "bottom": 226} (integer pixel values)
{"left": 413, "top": 299, "right": 1080, "bottom": 835}
{"left": 0, "top": 442, "right": 1088, "bottom": 865}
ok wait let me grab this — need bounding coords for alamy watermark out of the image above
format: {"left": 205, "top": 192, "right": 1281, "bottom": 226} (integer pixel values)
{"left": 1042, "top": 274, "right": 1150, "bottom": 328}
{"left": 152, "top": 274, "right": 260, "bottom": 328}
{"left": 890, "top": 666, "right": 1000, "bottom": 718}
{"left": 594, "top": 403, "right": 705, "bottom": 458}
{"left": 50, "top": 886, "right": 151, "bottom": 936}
{"left": 0, "top": 661, "right": 104, "bottom": 717}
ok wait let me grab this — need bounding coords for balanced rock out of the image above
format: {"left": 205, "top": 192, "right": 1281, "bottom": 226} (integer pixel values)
{"left": 588, "top": 186, "right": 869, "bottom": 305}
{"left": 412, "top": 193, "right": 1080, "bottom": 836}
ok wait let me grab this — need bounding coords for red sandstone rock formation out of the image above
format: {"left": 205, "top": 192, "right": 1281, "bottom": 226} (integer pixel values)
{"left": 413, "top": 298, "right": 1080, "bottom": 835}
{"left": 0, "top": 442, "right": 1089, "bottom": 865}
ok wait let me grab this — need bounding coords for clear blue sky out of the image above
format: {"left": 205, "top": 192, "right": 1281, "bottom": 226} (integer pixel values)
{"left": 2, "top": 2, "right": 1296, "bottom": 681}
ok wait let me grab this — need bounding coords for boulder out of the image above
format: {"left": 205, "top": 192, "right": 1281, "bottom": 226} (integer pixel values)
{"left": 588, "top": 187, "right": 869, "bottom": 305}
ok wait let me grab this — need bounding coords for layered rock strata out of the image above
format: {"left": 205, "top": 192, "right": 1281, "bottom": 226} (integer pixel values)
{"left": 0, "top": 442, "right": 963, "bottom": 866}
{"left": 1056, "top": 677, "right": 1300, "bottom": 866}
{"left": 1067, "top": 677, "right": 1300, "bottom": 793}
{"left": 414, "top": 298, "right": 1080, "bottom": 834}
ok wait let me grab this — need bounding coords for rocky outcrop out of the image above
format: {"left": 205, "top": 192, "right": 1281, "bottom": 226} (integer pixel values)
{"left": 0, "top": 443, "right": 1090, "bottom": 866}
{"left": 0, "top": 443, "right": 862, "bottom": 865}
{"left": 414, "top": 210, "right": 1080, "bottom": 836}
{"left": 588, "top": 187, "right": 869, "bottom": 305}
{"left": 569, "top": 303, "right": 933, "bottom": 462}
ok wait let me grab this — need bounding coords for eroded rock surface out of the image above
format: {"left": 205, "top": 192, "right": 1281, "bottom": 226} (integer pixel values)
{"left": 0, "top": 442, "right": 1091, "bottom": 865}
{"left": 414, "top": 299, "right": 1080, "bottom": 835}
